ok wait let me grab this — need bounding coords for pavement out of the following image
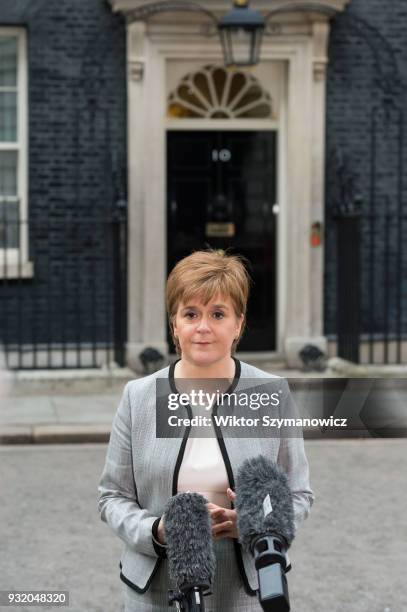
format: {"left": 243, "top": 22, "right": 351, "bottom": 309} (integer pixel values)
{"left": 1, "top": 357, "right": 406, "bottom": 444}
{"left": 0, "top": 360, "right": 318, "bottom": 444}
{"left": 0, "top": 368, "right": 132, "bottom": 444}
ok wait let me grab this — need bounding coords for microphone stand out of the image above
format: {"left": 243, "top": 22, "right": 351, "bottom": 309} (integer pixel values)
{"left": 168, "top": 583, "right": 208, "bottom": 611}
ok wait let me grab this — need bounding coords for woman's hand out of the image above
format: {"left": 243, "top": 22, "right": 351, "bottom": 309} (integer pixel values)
{"left": 206, "top": 488, "right": 239, "bottom": 540}
{"left": 157, "top": 516, "right": 166, "bottom": 545}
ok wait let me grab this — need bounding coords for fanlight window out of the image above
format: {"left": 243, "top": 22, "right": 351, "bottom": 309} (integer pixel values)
{"left": 167, "top": 65, "right": 273, "bottom": 119}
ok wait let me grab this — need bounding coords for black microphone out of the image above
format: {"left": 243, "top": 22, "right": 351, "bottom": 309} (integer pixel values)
{"left": 235, "top": 455, "right": 295, "bottom": 612}
{"left": 164, "top": 492, "right": 216, "bottom": 611}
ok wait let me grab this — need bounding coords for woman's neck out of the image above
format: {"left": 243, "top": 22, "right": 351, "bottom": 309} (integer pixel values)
{"left": 175, "top": 356, "right": 236, "bottom": 380}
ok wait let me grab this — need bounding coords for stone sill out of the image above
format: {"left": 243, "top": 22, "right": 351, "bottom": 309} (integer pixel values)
{"left": 0, "top": 261, "right": 34, "bottom": 279}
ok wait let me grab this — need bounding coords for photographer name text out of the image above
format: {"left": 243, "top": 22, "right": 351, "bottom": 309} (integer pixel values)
{"left": 167, "top": 415, "right": 348, "bottom": 428}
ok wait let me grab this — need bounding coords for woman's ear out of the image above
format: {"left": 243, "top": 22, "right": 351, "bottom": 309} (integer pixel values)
{"left": 172, "top": 315, "right": 178, "bottom": 337}
{"left": 236, "top": 313, "right": 244, "bottom": 337}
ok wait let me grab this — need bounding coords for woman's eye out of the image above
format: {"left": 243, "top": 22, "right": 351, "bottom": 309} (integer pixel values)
{"left": 184, "top": 312, "right": 196, "bottom": 319}
{"left": 212, "top": 311, "right": 225, "bottom": 319}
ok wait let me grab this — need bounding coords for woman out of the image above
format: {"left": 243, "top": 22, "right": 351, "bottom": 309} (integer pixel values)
{"left": 98, "top": 249, "right": 314, "bottom": 611}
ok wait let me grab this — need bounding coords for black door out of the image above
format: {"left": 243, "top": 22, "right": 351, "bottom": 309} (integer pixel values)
{"left": 167, "top": 130, "right": 277, "bottom": 351}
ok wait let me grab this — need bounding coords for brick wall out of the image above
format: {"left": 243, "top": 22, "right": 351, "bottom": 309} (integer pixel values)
{"left": 0, "top": 0, "right": 126, "bottom": 358}
{"left": 2, "top": 0, "right": 406, "bottom": 360}
{"left": 325, "top": 0, "right": 407, "bottom": 340}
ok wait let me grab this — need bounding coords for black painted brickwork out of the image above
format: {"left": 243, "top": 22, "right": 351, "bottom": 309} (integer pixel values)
{"left": 0, "top": 0, "right": 126, "bottom": 350}
{"left": 2, "top": 0, "right": 406, "bottom": 355}
{"left": 325, "top": 0, "right": 407, "bottom": 339}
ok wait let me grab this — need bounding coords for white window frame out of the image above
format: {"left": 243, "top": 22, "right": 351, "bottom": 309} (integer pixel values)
{"left": 0, "top": 27, "right": 32, "bottom": 278}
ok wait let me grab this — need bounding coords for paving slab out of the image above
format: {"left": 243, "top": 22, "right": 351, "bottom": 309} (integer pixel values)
{"left": 52, "top": 393, "right": 121, "bottom": 423}
{"left": 0, "top": 395, "right": 56, "bottom": 425}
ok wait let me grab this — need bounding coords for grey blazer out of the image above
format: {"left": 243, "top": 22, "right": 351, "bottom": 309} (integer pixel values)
{"left": 98, "top": 359, "right": 314, "bottom": 596}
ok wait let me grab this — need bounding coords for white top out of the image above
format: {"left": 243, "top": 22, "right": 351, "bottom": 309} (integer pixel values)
{"left": 177, "top": 398, "right": 230, "bottom": 508}
{"left": 177, "top": 434, "right": 230, "bottom": 508}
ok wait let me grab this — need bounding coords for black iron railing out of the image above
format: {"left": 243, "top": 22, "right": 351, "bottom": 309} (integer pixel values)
{"left": 0, "top": 206, "right": 127, "bottom": 369}
{"left": 332, "top": 204, "right": 407, "bottom": 365}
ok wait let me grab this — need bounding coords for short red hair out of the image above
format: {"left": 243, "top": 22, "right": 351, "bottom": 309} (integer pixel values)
{"left": 166, "top": 249, "right": 250, "bottom": 354}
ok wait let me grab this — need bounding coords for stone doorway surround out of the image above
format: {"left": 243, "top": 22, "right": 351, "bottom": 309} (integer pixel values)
{"left": 108, "top": 0, "right": 350, "bottom": 369}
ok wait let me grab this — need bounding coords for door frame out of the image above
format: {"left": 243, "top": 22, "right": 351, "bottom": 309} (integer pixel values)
{"left": 124, "top": 19, "right": 330, "bottom": 370}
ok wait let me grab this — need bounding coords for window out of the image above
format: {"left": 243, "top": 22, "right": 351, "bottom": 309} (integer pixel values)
{"left": 0, "top": 28, "right": 30, "bottom": 277}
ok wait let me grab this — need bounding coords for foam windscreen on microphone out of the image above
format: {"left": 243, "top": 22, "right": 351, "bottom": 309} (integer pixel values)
{"left": 164, "top": 492, "right": 216, "bottom": 590}
{"left": 235, "top": 455, "right": 295, "bottom": 551}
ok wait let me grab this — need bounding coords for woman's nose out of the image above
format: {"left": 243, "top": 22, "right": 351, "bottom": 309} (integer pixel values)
{"left": 196, "top": 316, "right": 211, "bottom": 332}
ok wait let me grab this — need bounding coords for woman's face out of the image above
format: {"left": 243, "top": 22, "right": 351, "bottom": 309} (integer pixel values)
{"left": 172, "top": 293, "right": 243, "bottom": 368}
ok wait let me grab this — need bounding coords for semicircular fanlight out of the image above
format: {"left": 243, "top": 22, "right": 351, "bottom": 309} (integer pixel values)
{"left": 167, "top": 65, "right": 273, "bottom": 119}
